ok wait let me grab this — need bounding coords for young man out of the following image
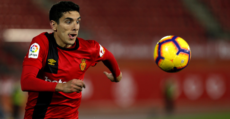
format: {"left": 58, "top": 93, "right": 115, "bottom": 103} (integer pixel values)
{"left": 20, "top": 1, "right": 122, "bottom": 119}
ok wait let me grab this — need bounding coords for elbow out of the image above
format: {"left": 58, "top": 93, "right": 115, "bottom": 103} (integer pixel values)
{"left": 20, "top": 77, "right": 28, "bottom": 91}
{"left": 20, "top": 80, "right": 26, "bottom": 91}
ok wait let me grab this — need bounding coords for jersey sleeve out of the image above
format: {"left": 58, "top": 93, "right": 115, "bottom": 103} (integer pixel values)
{"left": 23, "top": 35, "right": 48, "bottom": 69}
{"left": 89, "top": 40, "right": 108, "bottom": 63}
{"left": 21, "top": 34, "right": 57, "bottom": 92}
{"left": 90, "top": 40, "right": 121, "bottom": 78}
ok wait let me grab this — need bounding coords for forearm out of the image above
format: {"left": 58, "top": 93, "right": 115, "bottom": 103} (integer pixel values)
{"left": 102, "top": 50, "right": 121, "bottom": 81}
{"left": 21, "top": 66, "right": 57, "bottom": 92}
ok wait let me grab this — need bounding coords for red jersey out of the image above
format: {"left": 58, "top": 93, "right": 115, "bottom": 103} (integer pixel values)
{"left": 21, "top": 32, "right": 120, "bottom": 119}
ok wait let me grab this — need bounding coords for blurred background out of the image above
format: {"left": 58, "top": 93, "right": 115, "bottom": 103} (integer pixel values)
{"left": 0, "top": 0, "right": 230, "bottom": 119}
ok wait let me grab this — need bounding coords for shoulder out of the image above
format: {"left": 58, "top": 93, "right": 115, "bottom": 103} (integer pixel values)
{"left": 29, "top": 32, "right": 49, "bottom": 50}
{"left": 78, "top": 37, "right": 100, "bottom": 51}
{"left": 27, "top": 32, "right": 49, "bottom": 58}
{"left": 23, "top": 32, "right": 50, "bottom": 66}
{"left": 77, "top": 38, "right": 101, "bottom": 58}
{"left": 31, "top": 32, "right": 49, "bottom": 45}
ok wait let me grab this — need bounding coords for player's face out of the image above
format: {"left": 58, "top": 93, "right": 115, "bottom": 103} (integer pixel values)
{"left": 51, "top": 11, "right": 81, "bottom": 48}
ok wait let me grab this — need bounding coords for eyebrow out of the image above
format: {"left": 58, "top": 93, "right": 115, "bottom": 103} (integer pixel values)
{"left": 64, "top": 17, "right": 81, "bottom": 21}
{"left": 64, "top": 17, "right": 73, "bottom": 21}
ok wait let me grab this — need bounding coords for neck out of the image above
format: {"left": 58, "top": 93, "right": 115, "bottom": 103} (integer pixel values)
{"left": 54, "top": 32, "right": 72, "bottom": 48}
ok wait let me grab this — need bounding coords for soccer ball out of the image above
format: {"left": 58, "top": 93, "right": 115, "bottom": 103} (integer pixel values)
{"left": 153, "top": 35, "right": 191, "bottom": 72}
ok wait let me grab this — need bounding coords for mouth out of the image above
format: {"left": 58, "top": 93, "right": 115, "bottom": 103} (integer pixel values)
{"left": 68, "top": 33, "right": 77, "bottom": 40}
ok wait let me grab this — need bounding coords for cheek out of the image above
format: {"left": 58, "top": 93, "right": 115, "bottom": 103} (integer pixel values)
{"left": 57, "top": 27, "right": 69, "bottom": 36}
{"left": 58, "top": 24, "right": 69, "bottom": 31}
{"left": 61, "top": 32, "right": 67, "bottom": 38}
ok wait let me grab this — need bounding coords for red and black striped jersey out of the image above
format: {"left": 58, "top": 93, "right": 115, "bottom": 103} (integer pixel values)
{"left": 21, "top": 32, "right": 120, "bottom": 119}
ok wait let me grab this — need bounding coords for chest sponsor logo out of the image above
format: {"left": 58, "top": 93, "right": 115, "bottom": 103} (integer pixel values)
{"left": 28, "top": 43, "right": 40, "bottom": 59}
{"left": 80, "top": 59, "right": 87, "bottom": 71}
{"left": 48, "top": 59, "right": 56, "bottom": 65}
{"left": 45, "top": 76, "right": 66, "bottom": 83}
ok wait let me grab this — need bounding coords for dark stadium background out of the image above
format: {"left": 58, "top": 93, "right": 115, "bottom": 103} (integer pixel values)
{"left": 0, "top": 0, "right": 230, "bottom": 119}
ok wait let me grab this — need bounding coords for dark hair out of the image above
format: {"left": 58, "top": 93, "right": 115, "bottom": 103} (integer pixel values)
{"left": 49, "top": 1, "right": 80, "bottom": 24}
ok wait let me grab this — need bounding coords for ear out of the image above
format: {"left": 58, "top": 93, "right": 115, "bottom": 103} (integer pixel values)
{"left": 50, "top": 20, "right": 57, "bottom": 31}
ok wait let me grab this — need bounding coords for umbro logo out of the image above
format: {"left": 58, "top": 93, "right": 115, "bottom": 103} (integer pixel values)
{"left": 48, "top": 59, "right": 56, "bottom": 66}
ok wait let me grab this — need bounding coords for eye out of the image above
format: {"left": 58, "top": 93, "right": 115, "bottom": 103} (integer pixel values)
{"left": 77, "top": 20, "right": 81, "bottom": 24}
{"left": 65, "top": 20, "right": 71, "bottom": 24}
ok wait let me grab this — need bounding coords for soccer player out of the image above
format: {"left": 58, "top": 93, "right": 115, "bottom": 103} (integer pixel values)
{"left": 20, "top": 1, "right": 122, "bottom": 119}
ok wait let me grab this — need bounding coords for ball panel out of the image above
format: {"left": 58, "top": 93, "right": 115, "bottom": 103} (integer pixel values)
{"left": 158, "top": 59, "right": 164, "bottom": 66}
{"left": 161, "top": 41, "right": 178, "bottom": 60}
{"left": 159, "top": 59, "right": 174, "bottom": 72}
{"left": 175, "top": 37, "right": 190, "bottom": 51}
{"left": 173, "top": 52, "right": 190, "bottom": 69}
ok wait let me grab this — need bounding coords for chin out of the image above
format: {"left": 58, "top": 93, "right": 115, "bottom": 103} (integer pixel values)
{"left": 67, "top": 41, "right": 76, "bottom": 45}
{"left": 67, "top": 39, "right": 76, "bottom": 44}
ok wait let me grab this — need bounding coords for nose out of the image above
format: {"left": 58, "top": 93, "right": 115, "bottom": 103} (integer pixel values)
{"left": 72, "top": 22, "right": 79, "bottom": 31}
